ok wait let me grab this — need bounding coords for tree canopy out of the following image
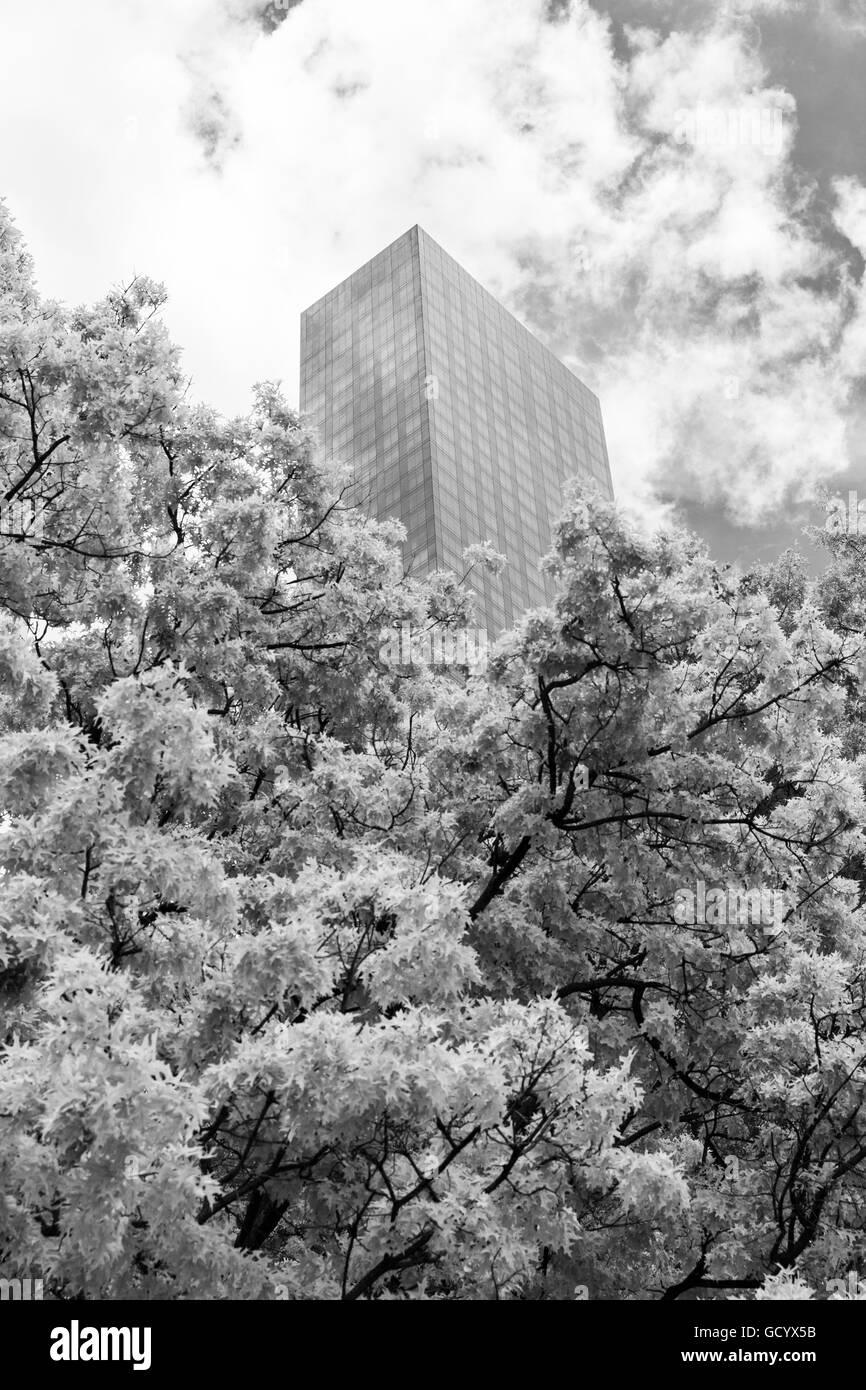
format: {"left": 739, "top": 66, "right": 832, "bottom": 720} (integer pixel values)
{"left": 2, "top": 201, "right": 866, "bottom": 1300}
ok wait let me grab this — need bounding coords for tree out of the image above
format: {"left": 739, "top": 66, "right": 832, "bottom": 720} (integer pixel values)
{"left": 3, "top": 198, "right": 866, "bottom": 1299}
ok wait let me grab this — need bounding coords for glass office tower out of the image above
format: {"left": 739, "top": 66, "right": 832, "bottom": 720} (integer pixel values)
{"left": 299, "top": 225, "right": 612, "bottom": 632}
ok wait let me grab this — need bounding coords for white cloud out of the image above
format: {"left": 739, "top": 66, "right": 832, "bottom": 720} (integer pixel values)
{"left": 1, "top": 0, "right": 864, "bottom": 537}
{"left": 833, "top": 178, "right": 866, "bottom": 378}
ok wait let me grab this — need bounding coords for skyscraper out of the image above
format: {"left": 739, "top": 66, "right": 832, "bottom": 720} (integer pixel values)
{"left": 300, "top": 225, "right": 612, "bottom": 632}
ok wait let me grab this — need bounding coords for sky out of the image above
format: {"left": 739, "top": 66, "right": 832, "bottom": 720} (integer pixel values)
{"left": 2, "top": 0, "right": 865, "bottom": 568}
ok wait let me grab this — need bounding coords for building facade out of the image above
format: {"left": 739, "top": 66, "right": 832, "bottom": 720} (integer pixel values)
{"left": 300, "top": 225, "right": 612, "bottom": 632}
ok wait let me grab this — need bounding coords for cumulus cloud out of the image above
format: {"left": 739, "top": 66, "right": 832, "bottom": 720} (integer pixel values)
{"left": 1, "top": 0, "right": 865, "bottom": 540}
{"left": 177, "top": 0, "right": 305, "bottom": 169}
{"left": 183, "top": 83, "right": 243, "bottom": 170}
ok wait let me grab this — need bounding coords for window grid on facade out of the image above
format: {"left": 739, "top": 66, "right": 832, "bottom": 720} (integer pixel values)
{"left": 300, "top": 225, "right": 613, "bottom": 632}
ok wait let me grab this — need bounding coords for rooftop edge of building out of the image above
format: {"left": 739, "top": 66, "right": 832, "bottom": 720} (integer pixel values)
{"left": 300, "top": 224, "right": 604, "bottom": 413}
